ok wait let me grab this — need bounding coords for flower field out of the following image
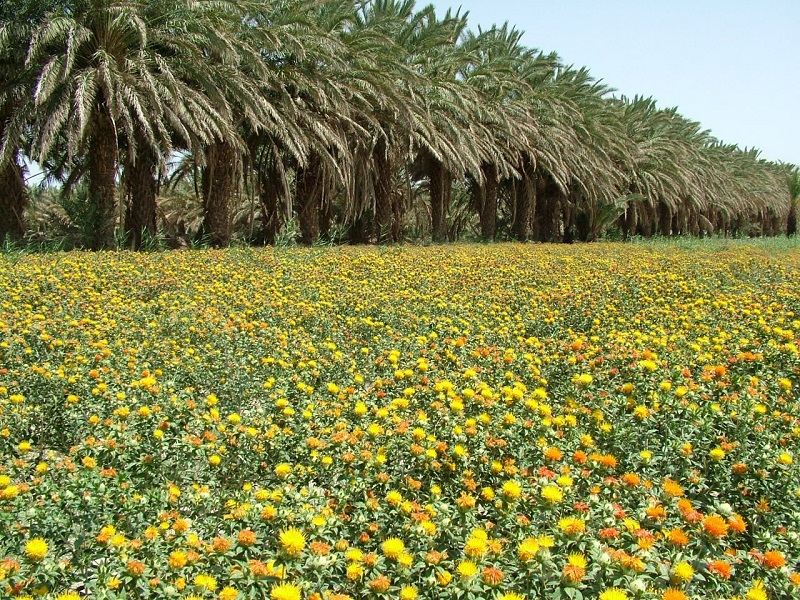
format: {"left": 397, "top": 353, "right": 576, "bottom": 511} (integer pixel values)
{"left": 1, "top": 242, "right": 799, "bottom": 600}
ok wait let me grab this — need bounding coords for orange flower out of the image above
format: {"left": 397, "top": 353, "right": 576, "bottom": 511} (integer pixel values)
{"left": 728, "top": 514, "right": 747, "bottom": 534}
{"left": 481, "top": 566, "right": 504, "bottom": 586}
{"left": 595, "top": 453, "right": 618, "bottom": 468}
{"left": 562, "top": 554, "right": 587, "bottom": 583}
{"left": 369, "top": 575, "right": 391, "bottom": 592}
{"left": 667, "top": 528, "right": 689, "bottom": 546}
{"left": 707, "top": 559, "right": 732, "bottom": 579}
{"left": 213, "top": 537, "right": 232, "bottom": 553}
{"left": 621, "top": 473, "right": 640, "bottom": 487}
{"left": 702, "top": 514, "right": 729, "bottom": 539}
{"left": 127, "top": 560, "right": 146, "bottom": 576}
{"left": 646, "top": 504, "right": 666, "bottom": 521}
{"left": 663, "top": 478, "right": 684, "bottom": 497}
{"left": 238, "top": 529, "right": 257, "bottom": 547}
{"left": 599, "top": 527, "right": 620, "bottom": 540}
{"left": 544, "top": 447, "right": 563, "bottom": 461}
{"left": 456, "top": 493, "right": 476, "bottom": 509}
{"left": 620, "top": 553, "right": 646, "bottom": 572}
{"left": 248, "top": 559, "right": 269, "bottom": 578}
{"left": 636, "top": 530, "right": 656, "bottom": 551}
{"left": 763, "top": 550, "right": 786, "bottom": 569}
{"left": 309, "top": 541, "right": 332, "bottom": 556}
{"left": 663, "top": 589, "right": 688, "bottom": 600}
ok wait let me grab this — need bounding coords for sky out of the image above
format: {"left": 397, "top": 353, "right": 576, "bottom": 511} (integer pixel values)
{"left": 431, "top": 0, "right": 800, "bottom": 166}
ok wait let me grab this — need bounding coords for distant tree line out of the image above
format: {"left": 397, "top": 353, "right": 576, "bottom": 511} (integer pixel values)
{"left": 1, "top": 0, "right": 798, "bottom": 249}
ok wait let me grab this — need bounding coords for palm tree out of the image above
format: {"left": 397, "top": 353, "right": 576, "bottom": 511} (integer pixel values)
{"left": 123, "top": 0, "right": 241, "bottom": 249}
{"left": 24, "top": 0, "right": 258, "bottom": 249}
{"left": 0, "top": 0, "right": 64, "bottom": 241}
{"left": 458, "top": 24, "right": 531, "bottom": 241}
{"left": 405, "top": 6, "right": 482, "bottom": 242}
{"left": 786, "top": 165, "right": 799, "bottom": 236}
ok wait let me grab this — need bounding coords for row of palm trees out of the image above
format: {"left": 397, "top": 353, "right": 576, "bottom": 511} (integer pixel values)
{"left": 1, "top": 0, "right": 796, "bottom": 249}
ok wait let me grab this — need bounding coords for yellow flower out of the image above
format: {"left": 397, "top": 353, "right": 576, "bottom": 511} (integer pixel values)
{"left": 106, "top": 577, "right": 121, "bottom": 589}
{"left": 381, "top": 537, "right": 405, "bottom": 559}
{"left": 671, "top": 561, "right": 694, "bottom": 582}
{"left": 168, "top": 550, "right": 187, "bottom": 569}
{"left": 457, "top": 560, "right": 478, "bottom": 578}
{"left": 25, "top": 538, "right": 48, "bottom": 561}
{"left": 270, "top": 583, "right": 301, "bottom": 600}
{"left": 745, "top": 580, "right": 767, "bottom": 600}
{"left": 386, "top": 490, "right": 403, "bottom": 505}
{"left": 778, "top": 452, "right": 793, "bottom": 465}
{"left": 574, "top": 373, "right": 593, "bottom": 386}
{"left": 219, "top": 589, "right": 239, "bottom": 600}
{"left": 567, "top": 553, "right": 587, "bottom": 568}
{"left": 599, "top": 590, "right": 628, "bottom": 600}
{"left": 639, "top": 359, "right": 657, "bottom": 372}
{"left": 345, "top": 548, "right": 364, "bottom": 563}
{"left": 194, "top": 573, "right": 217, "bottom": 592}
{"left": 537, "top": 535, "right": 555, "bottom": 548}
{"left": 498, "top": 594, "right": 525, "bottom": 600}
{"left": 399, "top": 585, "right": 418, "bottom": 600}
{"left": 346, "top": 563, "right": 364, "bottom": 580}
{"left": 209, "top": 454, "right": 222, "bottom": 466}
{"left": 518, "top": 537, "right": 539, "bottom": 561}
{"left": 2, "top": 485, "right": 19, "bottom": 500}
{"left": 558, "top": 517, "right": 585, "bottom": 535}
{"left": 275, "top": 463, "right": 292, "bottom": 478}
{"left": 463, "top": 535, "right": 489, "bottom": 558}
{"left": 502, "top": 480, "right": 522, "bottom": 499}
{"left": 541, "top": 485, "right": 563, "bottom": 503}
{"left": 279, "top": 528, "right": 306, "bottom": 557}
{"left": 54, "top": 593, "right": 82, "bottom": 600}
{"left": 709, "top": 447, "right": 725, "bottom": 461}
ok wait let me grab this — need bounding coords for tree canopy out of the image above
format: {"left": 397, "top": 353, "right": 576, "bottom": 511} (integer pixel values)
{"left": 1, "top": 0, "right": 795, "bottom": 247}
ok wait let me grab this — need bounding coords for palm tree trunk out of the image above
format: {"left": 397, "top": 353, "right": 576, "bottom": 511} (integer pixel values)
{"left": 478, "top": 163, "right": 498, "bottom": 241}
{"left": 296, "top": 152, "right": 322, "bottom": 245}
{"left": 202, "top": 140, "right": 237, "bottom": 247}
{"left": 620, "top": 205, "right": 638, "bottom": 240}
{"left": 770, "top": 213, "right": 782, "bottom": 236}
{"left": 428, "top": 156, "right": 451, "bottom": 242}
{"left": 0, "top": 101, "right": 26, "bottom": 241}
{"left": 349, "top": 213, "right": 371, "bottom": 244}
{"left": 0, "top": 152, "right": 27, "bottom": 242}
{"left": 787, "top": 203, "right": 797, "bottom": 237}
{"left": 125, "top": 136, "right": 158, "bottom": 250}
{"left": 320, "top": 194, "right": 333, "bottom": 240}
{"left": 562, "top": 196, "right": 576, "bottom": 243}
{"left": 657, "top": 202, "right": 672, "bottom": 236}
{"left": 87, "top": 107, "right": 118, "bottom": 250}
{"left": 512, "top": 161, "right": 535, "bottom": 241}
{"left": 390, "top": 169, "right": 407, "bottom": 243}
{"left": 259, "top": 160, "right": 283, "bottom": 245}
{"left": 535, "top": 174, "right": 560, "bottom": 242}
{"left": 637, "top": 203, "right": 655, "bottom": 237}
{"left": 374, "top": 136, "right": 393, "bottom": 243}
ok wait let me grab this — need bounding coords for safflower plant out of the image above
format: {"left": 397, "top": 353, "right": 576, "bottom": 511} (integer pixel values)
{"left": 0, "top": 242, "right": 798, "bottom": 599}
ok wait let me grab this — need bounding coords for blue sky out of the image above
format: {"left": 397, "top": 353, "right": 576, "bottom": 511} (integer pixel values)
{"left": 432, "top": 0, "right": 800, "bottom": 166}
